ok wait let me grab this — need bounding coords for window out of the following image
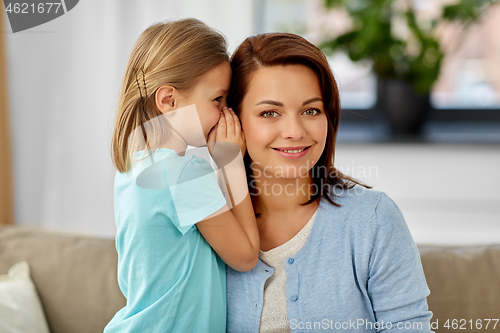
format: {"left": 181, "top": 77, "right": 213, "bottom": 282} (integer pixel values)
{"left": 256, "top": 0, "right": 500, "bottom": 112}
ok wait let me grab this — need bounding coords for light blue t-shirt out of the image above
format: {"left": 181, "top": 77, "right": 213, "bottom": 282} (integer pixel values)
{"left": 104, "top": 148, "right": 227, "bottom": 333}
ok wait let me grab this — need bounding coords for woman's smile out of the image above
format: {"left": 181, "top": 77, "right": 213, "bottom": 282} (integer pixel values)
{"left": 271, "top": 145, "right": 312, "bottom": 159}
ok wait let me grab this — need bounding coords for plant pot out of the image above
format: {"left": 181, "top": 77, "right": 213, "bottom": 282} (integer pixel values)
{"left": 376, "top": 78, "right": 431, "bottom": 136}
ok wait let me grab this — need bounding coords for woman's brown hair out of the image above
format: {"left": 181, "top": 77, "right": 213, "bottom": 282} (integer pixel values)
{"left": 227, "top": 33, "right": 369, "bottom": 206}
{"left": 111, "top": 18, "right": 229, "bottom": 173}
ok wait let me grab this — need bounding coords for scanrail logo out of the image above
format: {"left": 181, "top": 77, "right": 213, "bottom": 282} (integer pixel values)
{"left": 3, "top": 0, "right": 79, "bottom": 33}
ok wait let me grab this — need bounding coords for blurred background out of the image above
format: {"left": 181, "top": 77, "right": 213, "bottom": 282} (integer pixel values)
{"left": 1, "top": 0, "right": 499, "bottom": 244}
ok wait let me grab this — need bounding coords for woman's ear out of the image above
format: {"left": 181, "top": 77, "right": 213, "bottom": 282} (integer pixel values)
{"left": 155, "top": 86, "right": 178, "bottom": 114}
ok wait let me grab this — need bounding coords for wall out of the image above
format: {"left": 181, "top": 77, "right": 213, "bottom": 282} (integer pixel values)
{"left": 5, "top": 0, "right": 255, "bottom": 237}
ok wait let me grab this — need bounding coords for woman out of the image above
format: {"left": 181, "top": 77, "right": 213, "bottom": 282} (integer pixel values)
{"left": 226, "top": 33, "right": 433, "bottom": 333}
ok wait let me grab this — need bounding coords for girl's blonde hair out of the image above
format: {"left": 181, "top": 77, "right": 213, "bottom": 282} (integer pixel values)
{"left": 111, "top": 18, "right": 229, "bottom": 172}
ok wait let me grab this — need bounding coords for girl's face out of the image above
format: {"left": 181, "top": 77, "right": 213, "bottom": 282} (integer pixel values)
{"left": 178, "top": 61, "right": 231, "bottom": 140}
{"left": 239, "top": 64, "right": 328, "bottom": 179}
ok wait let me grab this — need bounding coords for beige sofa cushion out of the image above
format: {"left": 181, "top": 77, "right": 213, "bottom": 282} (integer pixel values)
{"left": 0, "top": 226, "right": 125, "bottom": 333}
{"left": 2, "top": 225, "right": 500, "bottom": 333}
{"left": 419, "top": 244, "right": 500, "bottom": 328}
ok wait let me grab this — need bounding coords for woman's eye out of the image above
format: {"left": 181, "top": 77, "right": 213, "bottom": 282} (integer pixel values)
{"left": 302, "top": 108, "right": 320, "bottom": 116}
{"left": 260, "top": 111, "right": 279, "bottom": 118}
{"left": 214, "top": 96, "right": 223, "bottom": 103}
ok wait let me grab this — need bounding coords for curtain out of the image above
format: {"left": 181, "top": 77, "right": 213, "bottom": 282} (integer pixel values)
{"left": 0, "top": 4, "right": 14, "bottom": 225}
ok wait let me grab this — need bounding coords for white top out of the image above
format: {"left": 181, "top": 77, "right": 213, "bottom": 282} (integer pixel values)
{"left": 258, "top": 209, "right": 318, "bottom": 333}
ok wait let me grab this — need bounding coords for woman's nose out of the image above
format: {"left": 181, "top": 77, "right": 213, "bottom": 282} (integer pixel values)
{"left": 281, "top": 115, "right": 306, "bottom": 140}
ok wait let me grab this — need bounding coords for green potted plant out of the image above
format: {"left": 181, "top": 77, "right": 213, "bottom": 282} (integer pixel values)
{"left": 319, "top": 0, "right": 498, "bottom": 135}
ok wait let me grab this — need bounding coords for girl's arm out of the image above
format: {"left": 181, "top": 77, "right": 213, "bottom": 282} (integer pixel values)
{"left": 196, "top": 107, "right": 260, "bottom": 272}
{"left": 197, "top": 194, "right": 259, "bottom": 272}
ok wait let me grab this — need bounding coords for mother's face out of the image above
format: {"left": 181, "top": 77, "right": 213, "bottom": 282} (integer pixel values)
{"left": 239, "top": 64, "right": 328, "bottom": 179}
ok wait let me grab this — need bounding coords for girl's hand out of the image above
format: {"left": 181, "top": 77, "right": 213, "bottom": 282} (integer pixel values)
{"left": 208, "top": 107, "right": 246, "bottom": 165}
{"left": 201, "top": 107, "right": 259, "bottom": 272}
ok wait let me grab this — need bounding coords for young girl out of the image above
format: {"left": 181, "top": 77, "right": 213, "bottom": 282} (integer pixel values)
{"left": 104, "top": 18, "right": 259, "bottom": 333}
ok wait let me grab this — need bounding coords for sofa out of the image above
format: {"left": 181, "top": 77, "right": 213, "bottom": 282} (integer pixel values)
{"left": 1, "top": 225, "right": 500, "bottom": 333}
